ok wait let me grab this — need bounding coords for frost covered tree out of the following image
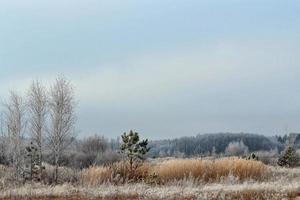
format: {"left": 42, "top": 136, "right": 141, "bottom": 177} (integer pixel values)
{"left": 225, "top": 140, "right": 249, "bottom": 156}
{"left": 277, "top": 146, "right": 300, "bottom": 167}
{"left": 3, "top": 91, "right": 26, "bottom": 181}
{"left": 0, "top": 112, "right": 8, "bottom": 165}
{"left": 79, "top": 135, "right": 109, "bottom": 167}
{"left": 27, "top": 80, "right": 48, "bottom": 179}
{"left": 47, "top": 77, "right": 76, "bottom": 183}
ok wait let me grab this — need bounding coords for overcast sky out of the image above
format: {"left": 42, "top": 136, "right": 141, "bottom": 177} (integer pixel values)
{"left": 0, "top": 0, "right": 300, "bottom": 139}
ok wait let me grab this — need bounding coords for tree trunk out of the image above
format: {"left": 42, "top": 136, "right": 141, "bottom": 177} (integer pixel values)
{"left": 130, "top": 157, "right": 133, "bottom": 172}
{"left": 54, "top": 154, "right": 59, "bottom": 184}
{"left": 39, "top": 145, "right": 43, "bottom": 181}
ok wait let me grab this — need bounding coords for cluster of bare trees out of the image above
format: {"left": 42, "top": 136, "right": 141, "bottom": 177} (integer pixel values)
{"left": 0, "top": 77, "right": 76, "bottom": 183}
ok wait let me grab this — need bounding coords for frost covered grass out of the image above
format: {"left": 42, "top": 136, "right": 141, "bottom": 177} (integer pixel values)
{"left": 80, "top": 158, "right": 267, "bottom": 186}
{"left": 81, "top": 165, "right": 111, "bottom": 185}
{"left": 1, "top": 158, "right": 300, "bottom": 199}
{"left": 1, "top": 180, "right": 300, "bottom": 200}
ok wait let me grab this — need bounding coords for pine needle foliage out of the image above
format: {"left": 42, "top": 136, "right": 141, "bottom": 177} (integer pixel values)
{"left": 277, "top": 146, "right": 300, "bottom": 168}
{"left": 120, "top": 130, "right": 150, "bottom": 171}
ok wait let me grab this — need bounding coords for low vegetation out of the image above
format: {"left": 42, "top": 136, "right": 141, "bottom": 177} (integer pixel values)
{"left": 151, "top": 158, "right": 267, "bottom": 183}
{"left": 1, "top": 158, "right": 300, "bottom": 200}
{"left": 80, "top": 158, "right": 267, "bottom": 186}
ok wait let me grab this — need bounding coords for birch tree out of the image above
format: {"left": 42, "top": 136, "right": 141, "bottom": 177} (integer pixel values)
{"left": 3, "top": 91, "right": 26, "bottom": 181}
{"left": 27, "top": 80, "right": 47, "bottom": 179}
{"left": 47, "top": 77, "right": 76, "bottom": 183}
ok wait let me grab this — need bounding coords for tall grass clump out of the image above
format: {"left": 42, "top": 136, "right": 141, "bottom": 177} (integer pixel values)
{"left": 81, "top": 161, "right": 151, "bottom": 186}
{"left": 81, "top": 158, "right": 268, "bottom": 186}
{"left": 151, "top": 158, "right": 268, "bottom": 183}
{"left": 81, "top": 166, "right": 112, "bottom": 186}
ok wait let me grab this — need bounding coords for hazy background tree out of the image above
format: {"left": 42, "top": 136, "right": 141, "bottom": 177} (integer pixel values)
{"left": 81, "top": 135, "right": 108, "bottom": 155}
{"left": 47, "top": 77, "right": 76, "bottom": 183}
{"left": 225, "top": 140, "right": 249, "bottom": 156}
{"left": 66, "top": 135, "right": 121, "bottom": 169}
{"left": 3, "top": 91, "right": 26, "bottom": 181}
{"left": 278, "top": 146, "right": 300, "bottom": 167}
{"left": 79, "top": 135, "right": 108, "bottom": 167}
{"left": 27, "top": 80, "right": 48, "bottom": 179}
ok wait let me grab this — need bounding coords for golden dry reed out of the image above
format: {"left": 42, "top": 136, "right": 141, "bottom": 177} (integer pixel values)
{"left": 81, "top": 166, "right": 112, "bottom": 186}
{"left": 152, "top": 158, "right": 268, "bottom": 182}
{"left": 81, "top": 158, "right": 268, "bottom": 186}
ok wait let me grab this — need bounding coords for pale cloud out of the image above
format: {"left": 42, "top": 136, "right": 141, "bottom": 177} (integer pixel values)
{"left": 1, "top": 38, "right": 300, "bottom": 138}
{"left": 74, "top": 45, "right": 237, "bottom": 106}
{"left": 74, "top": 38, "right": 300, "bottom": 107}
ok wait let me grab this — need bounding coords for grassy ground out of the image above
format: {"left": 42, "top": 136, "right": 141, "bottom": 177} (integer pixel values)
{"left": 1, "top": 181, "right": 300, "bottom": 200}
{"left": 1, "top": 158, "right": 300, "bottom": 200}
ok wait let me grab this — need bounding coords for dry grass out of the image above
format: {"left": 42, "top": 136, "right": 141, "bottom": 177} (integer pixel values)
{"left": 80, "top": 158, "right": 268, "bottom": 186}
{"left": 43, "top": 163, "right": 80, "bottom": 184}
{"left": 2, "top": 157, "right": 297, "bottom": 200}
{"left": 0, "top": 165, "right": 17, "bottom": 189}
{"left": 151, "top": 158, "right": 268, "bottom": 183}
{"left": 81, "top": 166, "right": 112, "bottom": 185}
{"left": 1, "top": 180, "right": 300, "bottom": 200}
{"left": 81, "top": 161, "right": 152, "bottom": 185}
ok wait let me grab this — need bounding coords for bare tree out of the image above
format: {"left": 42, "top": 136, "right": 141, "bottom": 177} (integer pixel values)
{"left": 81, "top": 135, "right": 108, "bottom": 155}
{"left": 27, "top": 80, "right": 48, "bottom": 179}
{"left": 225, "top": 140, "right": 249, "bottom": 156}
{"left": 79, "top": 135, "right": 109, "bottom": 167}
{"left": 47, "top": 77, "right": 76, "bottom": 183}
{"left": 3, "top": 91, "right": 26, "bottom": 181}
{"left": 0, "top": 112, "right": 8, "bottom": 165}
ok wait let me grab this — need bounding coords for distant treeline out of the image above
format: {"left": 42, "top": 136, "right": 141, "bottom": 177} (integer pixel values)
{"left": 0, "top": 132, "right": 288, "bottom": 169}
{"left": 148, "top": 133, "right": 286, "bottom": 158}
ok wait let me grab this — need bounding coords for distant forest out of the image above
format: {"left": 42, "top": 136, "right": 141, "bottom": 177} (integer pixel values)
{"left": 148, "top": 133, "right": 287, "bottom": 158}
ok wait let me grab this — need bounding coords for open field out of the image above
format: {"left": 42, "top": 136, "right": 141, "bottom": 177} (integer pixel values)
{"left": 1, "top": 180, "right": 300, "bottom": 200}
{"left": 2, "top": 0, "right": 300, "bottom": 199}
{"left": 1, "top": 158, "right": 300, "bottom": 200}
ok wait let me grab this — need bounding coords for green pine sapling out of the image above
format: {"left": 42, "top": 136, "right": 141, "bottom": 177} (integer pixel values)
{"left": 120, "top": 130, "right": 150, "bottom": 172}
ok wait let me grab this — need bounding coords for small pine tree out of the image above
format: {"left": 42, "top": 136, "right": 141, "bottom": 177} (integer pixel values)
{"left": 246, "top": 153, "right": 258, "bottom": 161}
{"left": 277, "top": 146, "right": 300, "bottom": 167}
{"left": 120, "top": 130, "right": 150, "bottom": 171}
{"left": 24, "top": 142, "right": 40, "bottom": 181}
